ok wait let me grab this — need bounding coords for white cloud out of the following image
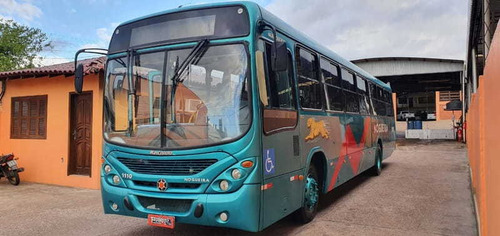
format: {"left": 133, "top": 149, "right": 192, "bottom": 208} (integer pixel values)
{"left": 0, "top": 0, "right": 42, "bottom": 21}
{"left": 265, "top": 0, "right": 468, "bottom": 60}
{"left": 96, "top": 27, "right": 112, "bottom": 42}
{"left": 33, "top": 56, "right": 70, "bottom": 67}
{"left": 80, "top": 43, "right": 102, "bottom": 49}
{"left": 79, "top": 24, "right": 115, "bottom": 50}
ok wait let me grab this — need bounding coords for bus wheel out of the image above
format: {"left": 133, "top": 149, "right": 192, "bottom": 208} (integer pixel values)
{"left": 294, "top": 164, "right": 319, "bottom": 224}
{"left": 371, "top": 144, "right": 382, "bottom": 176}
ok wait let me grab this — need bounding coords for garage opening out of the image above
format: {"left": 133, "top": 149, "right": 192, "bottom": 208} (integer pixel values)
{"left": 352, "top": 57, "right": 463, "bottom": 140}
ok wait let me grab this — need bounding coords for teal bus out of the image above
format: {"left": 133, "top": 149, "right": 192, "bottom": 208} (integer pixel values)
{"left": 74, "top": 1, "right": 395, "bottom": 232}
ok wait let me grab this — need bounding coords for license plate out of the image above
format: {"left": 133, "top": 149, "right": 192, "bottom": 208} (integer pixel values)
{"left": 147, "top": 214, "right": 175, "bottom": 229}
{"left": 7, "top": 160, "right": 17, "bottom": 167}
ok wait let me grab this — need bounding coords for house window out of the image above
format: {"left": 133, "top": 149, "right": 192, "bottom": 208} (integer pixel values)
{"left": 439, "top": 91, "right": 460, "bottom": 101}
{"left": 11, "top": 95, "right": 48, "bottom": 139}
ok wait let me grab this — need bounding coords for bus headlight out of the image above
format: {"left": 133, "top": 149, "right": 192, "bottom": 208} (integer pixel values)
{"left": 104, "top": 165, "right": 112, "bottom": 174}
{"left": 206, "top": 158, "right": 256, "bottom": 194}
{"left": 112, "top": 175, "right": 121, "bottom": 185}
{"left": 231, "top": 169, "right": 241, "bottom": 180}
{"left": 111, "top": 202, "right": 119, "bottom": 211}
{"left": 219, "top": 212, "right": 229, "bottom": 222}
{"left": 219, "top": 180, "right": 229, "bottom": 191}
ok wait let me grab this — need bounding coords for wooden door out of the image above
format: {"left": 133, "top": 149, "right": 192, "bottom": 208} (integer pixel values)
{"left": 68, "top": 92, "right": 92, "bottom": 176}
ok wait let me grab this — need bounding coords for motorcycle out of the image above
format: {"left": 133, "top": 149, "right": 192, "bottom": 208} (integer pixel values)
{"left": 0, "top": 154, "right": 24, "bottom": 185}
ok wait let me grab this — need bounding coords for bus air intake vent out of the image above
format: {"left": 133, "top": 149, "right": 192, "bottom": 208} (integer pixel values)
{"left": 116, "top": 158, "right": 217, "bottom": 175}
{"left": 137, "top": 196, "right": 193, "bottom": 213}
{"left": 134, "top": 181, "right": 201, "bottom": 189}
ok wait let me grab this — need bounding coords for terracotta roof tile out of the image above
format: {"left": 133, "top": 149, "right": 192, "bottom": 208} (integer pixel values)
{"left": 0, "top": 57, "right": 106, "bottom": 79}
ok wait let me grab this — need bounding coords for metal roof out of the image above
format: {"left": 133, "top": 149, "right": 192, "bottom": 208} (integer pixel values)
{"left": 466, "top": 0, "right": 500, "bottom": 88}
{"left": 0, "top": 57, "right": 105, "bottom": 80}
{"left": 352, "top": 57, "right": 464, "bottom": 77}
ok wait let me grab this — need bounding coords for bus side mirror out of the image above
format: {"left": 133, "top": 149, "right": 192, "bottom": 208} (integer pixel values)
{"left": 272, "top": 42, "right": 287, "bottom": 72}
{"left": 75, "top": 63, "right": 84, "bottom": 94}
{"left": 73, "top": 47, "right": 108, "bottom": 94}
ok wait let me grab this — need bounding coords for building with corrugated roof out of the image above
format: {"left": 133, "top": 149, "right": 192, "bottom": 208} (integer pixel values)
{"left": 0, "top": 57, "right": 105, "bottom": 189}
{"left": 353, "top": 57, "right": 464, "bottom": 139}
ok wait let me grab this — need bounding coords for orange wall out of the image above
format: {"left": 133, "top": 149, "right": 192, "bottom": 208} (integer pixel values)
{"left": 435, "top": 91, "right": 462, "bottom": 121}
{"left": 392, "top": 93, "right": 397, "bottom": 123}
{"left": 467, "top": 24, "right": 500, "bottom": 236}
{"left": 0, "top": 74, "right": 103, "bottom": 189}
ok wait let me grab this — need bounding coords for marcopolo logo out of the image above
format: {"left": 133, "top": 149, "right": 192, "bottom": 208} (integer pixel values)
{"left": 150, "top": 150, "right": 173, "bottom": 156}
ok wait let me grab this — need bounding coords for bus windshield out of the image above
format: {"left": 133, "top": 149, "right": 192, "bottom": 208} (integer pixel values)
{"left": 104, "top": 44, "right": 250, "bottom": 149}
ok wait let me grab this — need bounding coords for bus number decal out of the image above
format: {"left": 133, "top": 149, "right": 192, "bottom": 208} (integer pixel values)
{"left": 121, "top": 173, "right": 133, "bottom": 179}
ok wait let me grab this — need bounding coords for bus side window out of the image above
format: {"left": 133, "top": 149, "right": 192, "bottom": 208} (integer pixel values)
{"left": 321, "top": 59, "right": 343, "bottom": 111}
{"left": 341, "top": 68, "right": 359, "bottom": 113}
{"left": 264, "top": 43, "right": 295, "bottom": 110}
{"left": 369, "top": 82, "right": 377, "bottom": 115}
{"left": 296, "top": 47, "right": 322, "bottom": 109}
{"left": 262, "top": 41, "right": 298, "bottom": 135}
{"left": 385, "top": 91, "right": 394, "bottom": 116}
{"left": 356, "top": 75, "right": 370, "bottom": 115}
{"left": 375, "top": 86, "right": 387, "bottom": 116}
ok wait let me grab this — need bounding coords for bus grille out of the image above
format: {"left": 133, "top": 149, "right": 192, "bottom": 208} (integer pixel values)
{"left": 116, "top": 158, "right": 217, "bottom": 175}
{"left": 137, "top": 196, "right": 193, "bottom": 213}
{"left": 134, "top": 181, "right": 200, "bottom": 189}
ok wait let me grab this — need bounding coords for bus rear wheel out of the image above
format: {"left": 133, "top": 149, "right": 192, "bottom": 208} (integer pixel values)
{"left": 294, "top": 164, "right": 319, "bottom": 224}
{"left": 371, "top": 144, "right": 383, "bottom": 176}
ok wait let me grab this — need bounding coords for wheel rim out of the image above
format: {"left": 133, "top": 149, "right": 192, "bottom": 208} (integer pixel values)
{"left": 377, "top": 155, "right": 382, "bottom": 171}
{"left": 304, "top": 175, "right": 319, "bottom": 210}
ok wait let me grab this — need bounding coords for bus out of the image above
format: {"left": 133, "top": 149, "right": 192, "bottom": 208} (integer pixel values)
{"left": 74, "top": 1, "right": 396, "bottom": 232}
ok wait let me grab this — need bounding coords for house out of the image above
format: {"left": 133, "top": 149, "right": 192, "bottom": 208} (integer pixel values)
{"left": 0, "top": 58, "right": 105, "bottom": 189}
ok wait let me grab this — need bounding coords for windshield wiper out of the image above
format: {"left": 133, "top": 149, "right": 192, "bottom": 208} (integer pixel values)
{"left": 171, "top": 39, "right": 209, "bottom": 85}
{"left": 169, "top": 39, "right": 209, "bottom": 123}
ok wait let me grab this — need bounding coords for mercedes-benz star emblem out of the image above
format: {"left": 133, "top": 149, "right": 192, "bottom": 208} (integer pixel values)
{"left": 157, "top": 179, "right": 168, "bottom": 191}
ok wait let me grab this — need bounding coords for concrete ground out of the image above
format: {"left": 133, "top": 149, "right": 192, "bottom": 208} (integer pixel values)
{"left": 0, "top": 140, "right": 477, "bottom": 236}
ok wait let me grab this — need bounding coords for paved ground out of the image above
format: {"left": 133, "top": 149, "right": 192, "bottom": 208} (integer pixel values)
{"left": 0, "top": 140, "right": 477, "bottom": 236}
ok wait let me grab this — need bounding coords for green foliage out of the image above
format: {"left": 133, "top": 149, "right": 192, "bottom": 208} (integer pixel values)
{"left": 0, "top": 19, "right": 52, "bottom": 72}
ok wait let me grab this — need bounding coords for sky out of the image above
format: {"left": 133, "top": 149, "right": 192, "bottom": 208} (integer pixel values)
{"left": 0, "top": 0, "right": 469, "bottom": 67}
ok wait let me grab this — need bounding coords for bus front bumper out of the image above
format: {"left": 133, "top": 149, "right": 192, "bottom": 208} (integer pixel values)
{"left": 101, "top": 178, "right": 261, "bottom": 232}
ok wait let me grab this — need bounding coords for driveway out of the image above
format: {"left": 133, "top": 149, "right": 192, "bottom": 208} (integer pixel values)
{"left": 0, "top": 140, "right": 477, "bottom": 236}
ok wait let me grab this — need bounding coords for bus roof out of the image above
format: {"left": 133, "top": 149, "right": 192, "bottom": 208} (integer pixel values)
{"left": 117, "top": 1, "right": 391, "bottom": 91}
{"left": 117, "top": 1, "right": 256, "bottom": 27}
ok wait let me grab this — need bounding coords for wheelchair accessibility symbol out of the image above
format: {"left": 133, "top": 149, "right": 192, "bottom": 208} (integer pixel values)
{"left": 263, "top": 149, "right": 275, "bottom": 175}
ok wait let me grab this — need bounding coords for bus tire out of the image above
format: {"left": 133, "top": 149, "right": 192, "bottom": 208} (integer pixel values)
{"left": 294, "top": 164, "right": 319, "bottom": 224}
{"left": 371, "top": 143, "right": 383, "bottom": 176}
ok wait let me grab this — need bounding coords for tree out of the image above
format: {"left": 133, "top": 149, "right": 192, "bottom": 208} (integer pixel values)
{"left": 0, "top": 19, "right": 52, "bottom": 72}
